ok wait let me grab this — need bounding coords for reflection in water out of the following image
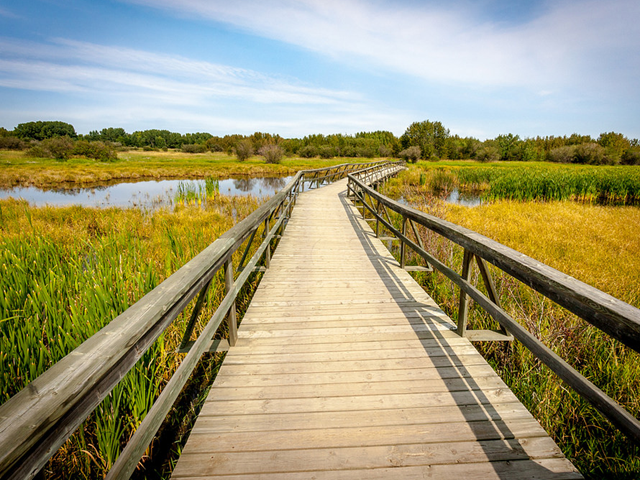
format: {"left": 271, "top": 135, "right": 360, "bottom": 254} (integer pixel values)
{"left": 0, "top": 176, "right": 294, "bottom": 209}
{"left": 233, "top": 178, "right": 257, "bottom": 192}
{"left": 261, "top": 177, "right": 286, "bottom": 190}
{"left": 445, "top": 189, "right": 484, "bottom": 207}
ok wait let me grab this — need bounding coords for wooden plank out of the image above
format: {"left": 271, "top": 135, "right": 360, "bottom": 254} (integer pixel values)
{"left": 199, "top": 388, "right": 523, "bottom": 416}
{"left": 183, "top": 418, "right": 549, "bottom": 454}
{"left": 192, "top": 402, "right": 538, "bottom": 434}
{"left": 205, "top": 376, "right": 508, "bottom": 401}
{"left": 220, "top": 345, "right": 483, "bottom": 364}
{"left": 172, "top": 437, "right": 565, "bottom": 477}
{"left": 211, "top": 364, "right": 500, "bottom": 387}
{"left": 171, "top": 458, "right": 582, "bottom": 480}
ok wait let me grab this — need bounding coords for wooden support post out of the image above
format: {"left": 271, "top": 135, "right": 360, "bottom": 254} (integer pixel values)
{"left": 225, "top": 258, "right": 237, "bottom": 346}
{"left": 400, "top": 216, "right": 407, "bottom": 268}
{"left": 375, "top": 199, "right": 381, "bottom": 238}
{"left": 475, "top": 255, "right": 509, "bottom": 335}
{"left": 264, "top": 217, "right": 271, "bottom": 269}
{"left": 177, "top": 279, "right": 212, "bottom": 351}
{"left": 457, "top": 249, "right": 473, "bottom": 337}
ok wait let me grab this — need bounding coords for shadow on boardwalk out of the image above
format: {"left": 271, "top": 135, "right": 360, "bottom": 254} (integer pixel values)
{"left": 338, "top": 186, "right": 582, "bottom": 480}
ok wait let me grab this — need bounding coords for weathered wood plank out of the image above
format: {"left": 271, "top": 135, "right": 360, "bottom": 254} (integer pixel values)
{"left": 171, "top": 458, "right": 582, "bottom": 480}
{"left": 172, "top": 437, "right": 565, "bottom": 477}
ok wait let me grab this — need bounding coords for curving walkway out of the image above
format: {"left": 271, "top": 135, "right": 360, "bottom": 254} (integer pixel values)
{"left": 171, "top": 179, "right": 582, "bottom": 479}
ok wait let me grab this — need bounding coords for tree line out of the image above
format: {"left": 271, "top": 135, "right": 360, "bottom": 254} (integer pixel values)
{"left": 1, "top": 120, "right": 639, "bottom": 165}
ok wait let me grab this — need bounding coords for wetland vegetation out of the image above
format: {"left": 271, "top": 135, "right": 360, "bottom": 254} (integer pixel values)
{"left": 1, "top": 117, "right": 639, "bottom": 479}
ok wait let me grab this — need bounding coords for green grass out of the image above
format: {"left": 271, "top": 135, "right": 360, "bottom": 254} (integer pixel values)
{"left": 0, "top": 149, "right": 384, "bottom": 189}
{"left": 0, "top": 195, "right": 266, "bottom": 478}
{"left": 389, "top": 163, "right": 640, "bottom": 205}
{"left": 380, "top": 174, "right": 640, "bottom": 479}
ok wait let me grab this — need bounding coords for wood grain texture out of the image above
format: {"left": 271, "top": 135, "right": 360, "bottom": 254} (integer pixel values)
{"left": 172, "top": 179, "right": 581, "bottom": 479}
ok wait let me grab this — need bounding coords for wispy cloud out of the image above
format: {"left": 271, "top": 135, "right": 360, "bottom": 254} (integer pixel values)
{"left": 125, "top": 0, "right": 640, "bottom": 95}
{"left": 0, "top": 37, "right": 409, "bottom": 134}
{"left": 0, "top": 37, "right": 356, "bottom": 105}
{"left": 0, "top": 7, "right": 21, "bottom": 19}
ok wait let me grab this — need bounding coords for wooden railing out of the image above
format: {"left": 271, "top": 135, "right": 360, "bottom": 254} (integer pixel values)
{"left": 0, "top": 160, "right": 404, "bottom": 480}
{"left": 347, "top": 172, "right": 640, "bottom": 445}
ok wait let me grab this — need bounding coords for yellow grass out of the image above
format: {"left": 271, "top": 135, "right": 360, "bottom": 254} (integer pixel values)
{"left": 443, "top": 200, "right": 640, "bottom": 306}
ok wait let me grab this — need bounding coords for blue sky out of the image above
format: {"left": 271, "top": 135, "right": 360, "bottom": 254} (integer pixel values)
{"left": 0, "top": 0, "right": 638, "bottom": 139}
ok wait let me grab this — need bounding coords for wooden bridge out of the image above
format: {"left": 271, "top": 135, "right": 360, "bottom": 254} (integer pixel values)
{"left": 1, "top": 161, "right": 639, "bottom": 479}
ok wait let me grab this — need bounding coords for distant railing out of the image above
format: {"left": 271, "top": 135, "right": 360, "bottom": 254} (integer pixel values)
{"left": 347, "top": 172, "right": 640, "bottom": 445}
{"left": 0, "top": 160, "right": 405, "bottom": 480}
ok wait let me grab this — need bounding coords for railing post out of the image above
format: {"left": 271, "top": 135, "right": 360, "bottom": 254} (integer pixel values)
{"left": 375, "top": 199, "right": 381, "bottom": 238}
{"left": 456, "top": 249, "right": 473, "bottom": 337}
{"left": 264, "top": 217, "right": 271, "bottom": 269}
{"left": 225, "top": 258, "right": 237, "bottom": 346}
{"left": 400, "top": 215, "right": 407, "bottom": 268}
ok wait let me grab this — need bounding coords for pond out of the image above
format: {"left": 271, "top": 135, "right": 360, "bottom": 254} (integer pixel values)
{"left": 0, "top": 176, "right": 295, "bottom": 209}
{"left": 444, "top": 189, "right": 484, "bottom": 207}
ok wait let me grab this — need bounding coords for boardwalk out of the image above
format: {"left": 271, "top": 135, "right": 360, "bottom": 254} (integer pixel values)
{"left": 172, "top": 179, "right": 582, "bottom": 479}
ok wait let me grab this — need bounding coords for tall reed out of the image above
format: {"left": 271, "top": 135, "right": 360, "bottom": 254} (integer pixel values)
{"left": 387, "top": 164, "right": 640, "bottom": 205}
{"left": 0, "top": 193, "right": 264, "bottom": 478}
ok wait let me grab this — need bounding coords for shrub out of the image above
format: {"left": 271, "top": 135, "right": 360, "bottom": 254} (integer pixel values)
{"left": 574, "top": 143, "right": 607, "bottom": 165}
{"left": 234, "top": 139, "right": 254, "bottom": 161}
{"left": 26, "top": 144, "right": 49, "bottom": 158}
{"left": 340, "top": 145, "right": 356, "bottom": 157}
{"left": 475, "top": 146, "right": 500, "bottom": 163}
{"left": 43, "top": 136, "right": 74, "bottom": 160}
{"left": 621, "top": 147, "right": 640, "bottom": 165}
{"left": 398, "top": 146, "right": 421, "bottom": 163}
{"left": 318, "top": 146, "right": 335, "bottom": 159}
{"left": 298, "top": 145, "right": 318, "bottom": 158}
{"left": 258, "top": 144, "right": 284, "bottom": 164}
{"left": 73, "top": 140, "right": 118, "bottom": 161}
{"left": 356, "top": 146, "right": 376, "bottom": 158}
{"left": 378, "top": 144, "right": 392, "bottom": 157}
{"left": 0, "top": 136, "right": 26, "bottom": 150}
{"left": 548, "top": 145, "right": 576, "bottom": 163}
{"left": 181, "top": 143, "right": 206, "bottom": 154}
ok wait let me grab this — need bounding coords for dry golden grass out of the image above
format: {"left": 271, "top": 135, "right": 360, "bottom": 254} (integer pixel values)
{"left": 444, "top": 200, "right": 640, "bottom": 306}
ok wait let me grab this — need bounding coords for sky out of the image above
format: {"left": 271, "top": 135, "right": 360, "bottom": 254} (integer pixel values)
{"left": 0, "top": 0, "right": 638, "bottom": 139}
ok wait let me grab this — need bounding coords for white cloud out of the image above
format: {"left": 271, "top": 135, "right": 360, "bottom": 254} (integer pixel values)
{"left": 0, "top": 37, "right": 411, "bottom": 134}
{"left": 125, "top": 0, "right": 640, "bottom": 93}
{"left": 0, "top": 38, "right": 356, "bottom": 105}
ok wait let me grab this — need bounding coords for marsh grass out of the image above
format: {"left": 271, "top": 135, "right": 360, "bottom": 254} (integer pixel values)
{"left": 0, "top": 149, "right": 378, "bottom": 189}
{"left": 381, "top": 179, "right": 640, "bottom": 479}
{"left": 387, "top": 163, "right": 640, "bottom": 205}
{"left": 0, "top": 193, "right": 267, "bottom": 478}
{"left": 175, "top": 177, "right": 220, "bottom": 206}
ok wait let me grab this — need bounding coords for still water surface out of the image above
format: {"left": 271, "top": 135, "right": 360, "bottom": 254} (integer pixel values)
{"left": 0, "top": 178, "right": 484, "bottom": 209}
{"left": 0, "top": 177, "right": 294, "bottom": 208}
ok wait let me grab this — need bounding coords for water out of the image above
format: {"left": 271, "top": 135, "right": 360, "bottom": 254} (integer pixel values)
{"left": 444, "top": 189, "right": 484, "bottom": 207}
{"left": 0, "top": 176, "right": 294, "bottom": 209}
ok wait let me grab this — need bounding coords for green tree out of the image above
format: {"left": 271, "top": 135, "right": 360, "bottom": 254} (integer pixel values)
{"left": 14, "top": 121, "right": 77, "bottom": 140}
{"left": 598, "top": 132, "right": 630, "bottom": 164}
{"left": 495, "top": 133, "right": 521, "bottom": 161}
{"left": 400, "top": 120, "right": 450, "bottom": 159}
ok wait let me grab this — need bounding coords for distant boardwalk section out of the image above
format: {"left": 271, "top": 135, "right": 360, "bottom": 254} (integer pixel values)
{"left": 172, "top": 179, "right": 582, "bottom": 479}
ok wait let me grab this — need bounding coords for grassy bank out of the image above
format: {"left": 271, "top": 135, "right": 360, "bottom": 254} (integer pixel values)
{"left": 0, "top": 195, "right": 265, "bottom": 478}
{"left": 0, "top": 149, "right": 379, "bottom": 189}
{"left": 392, "top": 162, "right": 640, "bottom": 205}
{"left": 382, "top": 178, "right": 640, "bottom": 478}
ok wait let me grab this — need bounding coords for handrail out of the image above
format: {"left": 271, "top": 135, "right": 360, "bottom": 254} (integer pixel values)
{"left": 0, "top": 160, "right": 404, "bottom": 480}
{"left": 347, "top": 172, "right": 640, "bottom": 445}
